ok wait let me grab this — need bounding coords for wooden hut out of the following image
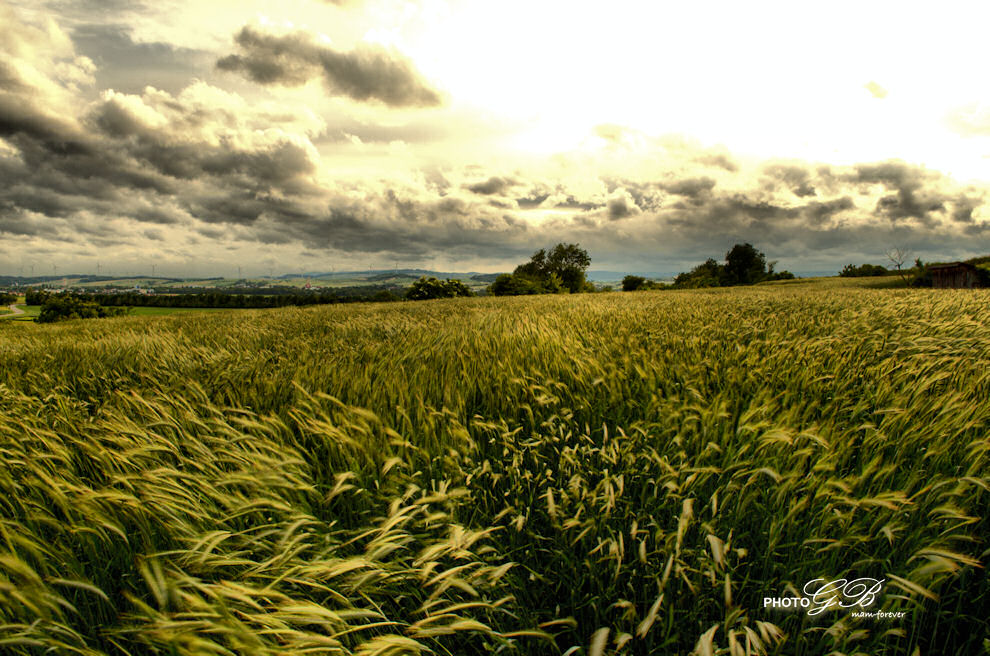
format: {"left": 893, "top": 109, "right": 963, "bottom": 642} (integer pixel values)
{"left": 929, "top": 262, "right": 982, "bottom": 289}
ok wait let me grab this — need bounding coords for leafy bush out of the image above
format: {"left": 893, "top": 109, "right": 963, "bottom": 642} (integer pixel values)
{"left": 674, "top": 258, "right": 724, "bottom": 288}
{"left": 622, "top": 275, "right": 667, "bottom": 291}
{"left": 405, "top": 276, "right": 474, "bottom": 300}
{"left": 839, "top": 263, "right": 889, "bottom": 277}
{"left": 488, "top": 273, "right": 544, "bottom": 296}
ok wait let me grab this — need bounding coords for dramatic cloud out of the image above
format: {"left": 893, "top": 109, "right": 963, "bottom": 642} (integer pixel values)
{"left": 661, "top": 177, "right": 718, "bottom": 198}
{"left": 216, "top": 26, "right": 442, "bottom": 107}
{"left": 846, "top": 161, "right": 951, "bottom": 225}
{"left": 465, "top": 176, "right": 518, "bottom": 195}
{"left": 762, "top": 163, "right": 816, "bottom": 197}
{"left": 605, "top": 188, "right": 641, "bottom": 220}
{"left": 2, "top": 4, "right": 990, "bottom": 276}
{"left": 695, "top": 152, "right": 739, "bottom": 172}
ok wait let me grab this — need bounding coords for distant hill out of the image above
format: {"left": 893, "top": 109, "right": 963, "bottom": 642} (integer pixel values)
{"left": 0, "top": 270, "right": 507, "bottom": 293}
{"left": 8, "top": 264, "right": 970, "bottom": 292}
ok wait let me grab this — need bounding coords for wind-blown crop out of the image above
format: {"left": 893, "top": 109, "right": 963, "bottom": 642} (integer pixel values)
{"left": 0, "top": 285, "right": 986, "bottom": 655}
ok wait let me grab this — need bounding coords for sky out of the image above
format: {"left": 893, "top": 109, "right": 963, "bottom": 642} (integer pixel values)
{"left": 2, "top": 0, "right": 990, "bottom": 277}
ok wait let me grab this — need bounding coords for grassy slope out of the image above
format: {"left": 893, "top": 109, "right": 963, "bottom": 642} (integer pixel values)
{"left": 122, "top": 306, "right": 238, "bottom": 316}
{"left": 0, "top": 284, "right": 987, "bottom": 655}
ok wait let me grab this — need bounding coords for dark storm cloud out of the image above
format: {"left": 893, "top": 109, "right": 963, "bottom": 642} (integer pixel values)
{"left": 0, "top": 35, "right": 325, "bottom": 247}
{"left": 465, "top": 176, "right": 518, "bottom": 195}
{"left": 0, "top": 76, "right": 540, "bottom": 260}
{"left": 216, "top": 26, "right": 442, "bottom": 107}
{"left": 2, "top": 110, "right": 176, "bottom": 197}
{"left": 0, "top": 210, "right": 52, "bottom": 237}
{"left": 84, "top": 89, "right": 321, "bottom": 194}
{"left": 591, "top": 161, "right": 990, "bottom": 270}
{"left": 132, "top": 206, "right": 185, "bottom": 225}
{"left": 6, "top": 82, "right": 987, "bottom": 264}
{"left": 607, "top": 193, "right": 638, "bottom": 220}
{"left": 241, "top": 193, "right": 541, "bottom": 259}
{"left": 516, "top": 193, "right": 549, "bottom": 208}
{"left": 950, "top": 196, "right": 980, "bottom": 224}
{"left": 661, "top": 176, "right": 717, "bottom": 198}
{"left": 0, "top": 86, "right": 180, "bottom": 233}
{"left": 663, "top": 195, "right": 799, "bottom": 239}
{"left": 846, "top": 161, "right": 948, "bottom": 225}
{"left": 512, "top": 181, "right": 603, "bottom": 211}
{"left": 803, "top": 197, "right": 855, "bottom": 223}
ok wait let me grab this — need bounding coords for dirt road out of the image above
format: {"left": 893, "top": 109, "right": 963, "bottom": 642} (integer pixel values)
{"left": 0, "top": 304, "right": 25, "bottom": 320}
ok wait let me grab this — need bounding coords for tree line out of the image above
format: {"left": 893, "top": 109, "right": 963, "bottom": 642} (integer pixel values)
{"left": 624, "top": 243, "right": 794, "bottom": 290}
{"left": 25, "top": 289, "right": 404, "bottom": 322}
{"left": 839, "top": 253, "right": 990, "bottom": 287}
{"left": 36, "top": 295, "right": 130, "bottom": 323}
{"left": 25, "top": 289, "right": 401, "bottom": 310}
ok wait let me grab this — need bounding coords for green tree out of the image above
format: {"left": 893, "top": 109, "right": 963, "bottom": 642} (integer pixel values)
{"left": 622, "top": 275, "right": 646, "bottom": 291}
{"left": 723, "top": 243, "right": 768, "bottom": 285}
{"left": 546, "top": 243, "right": 591, "bottom": 292}
{"left": 512, "top": 243, "right": 592, "bottom": 293}
{"left": 25, "top": 290, "right": 51, "bottom": 305}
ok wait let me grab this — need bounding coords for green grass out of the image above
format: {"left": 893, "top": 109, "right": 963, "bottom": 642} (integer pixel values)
{"left": 0, "top": 284, "right": 986, "bottom": 655}
{"left": 2, "top": 304, "right": 39, "bottom": 322}
{"left": 9, "top": 304, "right": 235, "bottom": 322}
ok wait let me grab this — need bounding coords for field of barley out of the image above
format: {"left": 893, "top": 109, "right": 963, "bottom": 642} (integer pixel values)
{"left": 0, "top": 283, "right": 987, "bottom": 655}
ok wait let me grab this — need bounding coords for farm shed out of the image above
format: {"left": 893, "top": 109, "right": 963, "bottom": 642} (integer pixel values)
{"left": 929, "top": 262, "right": 983, "bottom": 289}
